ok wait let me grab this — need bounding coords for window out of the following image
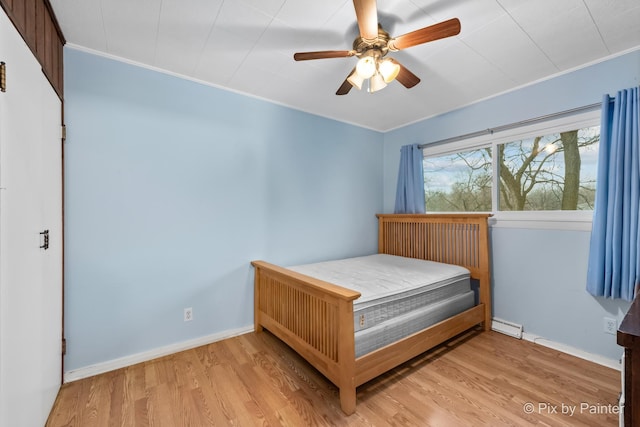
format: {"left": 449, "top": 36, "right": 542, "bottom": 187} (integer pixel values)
{"left": 497, "top": 126, "right": 599, "bottom": 211}
{"left": 422, "top": 111, "right": 601, "bottom": 228}
{"left": 424, "top": 147, "right": 492, "bottom": 212}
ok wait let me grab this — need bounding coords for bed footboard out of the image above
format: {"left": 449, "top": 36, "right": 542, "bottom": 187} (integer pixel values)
{"left": 251, "top": 214, "right": 492, "bottom": 415}
{"left": 251, "top": 260, "right": 361, "bottom": 414}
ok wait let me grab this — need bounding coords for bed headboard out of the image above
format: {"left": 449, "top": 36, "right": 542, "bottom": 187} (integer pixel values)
{"left": 376, "top": 214, "right": 491, "bottom": 278}
{"left": 377, "top": 213, "right": 492, "bottom": 327}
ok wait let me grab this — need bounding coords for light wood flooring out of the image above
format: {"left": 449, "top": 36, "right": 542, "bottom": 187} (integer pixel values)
{"left": 47, "top": 329, "right": 621, "bottom": 426}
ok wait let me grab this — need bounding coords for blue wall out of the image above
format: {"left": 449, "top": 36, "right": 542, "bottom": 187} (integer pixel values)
{"left": 383, "top": 50, "right": 640, "bottom": 360}
{"left": 64, "top": 49, "right": 383, "bottom": 371}
{"left": 65, "top": 46, "right": 640, "bottom": 372}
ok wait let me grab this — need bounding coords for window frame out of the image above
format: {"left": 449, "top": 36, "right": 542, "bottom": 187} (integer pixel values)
{"left": 422, "top": 110, "right": 601, "bottom": 231}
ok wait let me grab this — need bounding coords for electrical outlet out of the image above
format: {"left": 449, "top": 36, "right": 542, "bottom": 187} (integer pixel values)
{"left": 184, "top": 307, "right": 193, "bottom": 322}
{"left": 603, "top": 317, "right": 616, "bottom": 335}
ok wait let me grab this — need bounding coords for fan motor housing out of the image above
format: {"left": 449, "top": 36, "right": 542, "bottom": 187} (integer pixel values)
{"left": 352, "top": 25, "right": 392, "bottom": 57}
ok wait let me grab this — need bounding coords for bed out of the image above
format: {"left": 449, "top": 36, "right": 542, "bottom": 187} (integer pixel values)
{"left": 251, "top": 214, "right": 491, "bottom": 415}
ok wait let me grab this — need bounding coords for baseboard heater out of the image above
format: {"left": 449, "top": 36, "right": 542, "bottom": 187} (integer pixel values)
{"left": 491, "top": 318, "right": 523, "bottom": 339}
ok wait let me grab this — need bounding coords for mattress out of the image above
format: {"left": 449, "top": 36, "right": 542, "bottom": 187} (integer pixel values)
{"left": 289, "top": 254, "right": 475, "bottom": 356}
{"left": 354, "top": 291, "right": 475, "bottom": 357}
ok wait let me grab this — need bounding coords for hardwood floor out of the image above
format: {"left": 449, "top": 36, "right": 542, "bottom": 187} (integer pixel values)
{"left": 47, "top": 329, "right": 621, "bottom": 426}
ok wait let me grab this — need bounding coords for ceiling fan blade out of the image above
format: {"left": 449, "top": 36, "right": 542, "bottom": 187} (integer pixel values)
{"left": 391, "top": 59, "right": 421, "bottom": 88}
{"left": 294, "top": 50, "right": 355, "bottom": 61}
{"left": 388, "top": 18, "right": 460, "bottom": 51}
{"left": 336, "top": 80, "right": 353, "bottom": 96}
{"left": 353, "top": 0, "right": 378, "bottom": 40}
{"left": 336, "top": 68, "right": 355, "bottom": 95}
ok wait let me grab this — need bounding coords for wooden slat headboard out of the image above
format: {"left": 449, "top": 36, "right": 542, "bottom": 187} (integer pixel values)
{"left": 377, "top": 213, "right": 492, "bottom": 327}
{"left": 377, "top": 214, "right": 491, "bottom": 279}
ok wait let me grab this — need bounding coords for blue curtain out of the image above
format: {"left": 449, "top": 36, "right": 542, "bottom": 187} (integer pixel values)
{"left": 586, "top": 87, "right": 640, "bottom": 301}
{"left": 394, "top": 144, "right": 426, "bottom": 214}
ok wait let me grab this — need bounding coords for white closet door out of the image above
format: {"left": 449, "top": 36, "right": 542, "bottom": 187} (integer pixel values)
{"left": 36, "top": 67, "right": 64, "bottom": 421}
{"left": 0, "top": 8, "right": 63, "bottom": 427}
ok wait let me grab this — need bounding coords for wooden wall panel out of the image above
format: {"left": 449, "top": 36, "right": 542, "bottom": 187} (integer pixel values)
{"left": 24, "top": 0, "right": 36, "bottom": 47}
{"left": 35, "top": 0, "right": 46, "bottom": 58}
{"left": 8, "top": 0, "right": 23, "bottom": 30}
{"left": 0, "top": 0, "right": 65, "bottom": 98}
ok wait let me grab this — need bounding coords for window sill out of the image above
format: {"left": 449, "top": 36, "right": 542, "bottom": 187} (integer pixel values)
{"left": 490, "top": 211, "right": 593, "bottom": 231}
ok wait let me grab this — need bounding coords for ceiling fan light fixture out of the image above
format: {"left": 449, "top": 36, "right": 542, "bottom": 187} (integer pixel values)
{"left": 355, "top": 55, "right": 376, "bottom": 79}
{"left": 379, "top": 58, "right": 400, "bottom": 83}
{"left": 293, "top": 4, "right": 461, "bottom": 95}
{"left": 347, "top": 70, "right": 364, "bottom": 90}
{"left": 368, "top": 72, "right": 387, "bottom": 93}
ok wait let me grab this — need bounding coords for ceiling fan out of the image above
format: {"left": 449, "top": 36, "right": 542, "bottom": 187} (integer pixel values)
{"left": 293, "top": 0, "right": 461, "bottom": 95}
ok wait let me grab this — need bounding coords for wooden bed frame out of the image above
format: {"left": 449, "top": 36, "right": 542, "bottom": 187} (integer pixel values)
{"left": 251, "top": 214, "right": 492, "bottom": 415}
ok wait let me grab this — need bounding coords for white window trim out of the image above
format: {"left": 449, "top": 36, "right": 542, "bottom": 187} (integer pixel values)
{"left": 422, "top": 110, "right": 601, "bottom": 231}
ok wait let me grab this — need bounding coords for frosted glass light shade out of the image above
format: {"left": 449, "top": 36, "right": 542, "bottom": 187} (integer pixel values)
{"left": 369, "top": 73, "right": 387, "bottom": 93}
{"left": 355, "top": 56, "right": 376, "bottom": 79}
{"left": 347, "top": 71, "right": 364, "bottom": 90}
{"left": 379, "top": 59, "right": 400, "bottom": 83}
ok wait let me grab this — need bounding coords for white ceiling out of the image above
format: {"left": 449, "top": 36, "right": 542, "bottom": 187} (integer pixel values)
{"left": 49, "top": 0, "right": 640, "bottom": 132}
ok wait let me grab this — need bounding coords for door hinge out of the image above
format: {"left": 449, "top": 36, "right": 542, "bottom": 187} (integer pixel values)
{"left": 61, "top": 125, "right": 66, "bottom": 141}
{"left": 1, "top": 62, "right": 6, "bottom": 92}
{"left": 62, "top": 338, "right": 67, "bottom": 356}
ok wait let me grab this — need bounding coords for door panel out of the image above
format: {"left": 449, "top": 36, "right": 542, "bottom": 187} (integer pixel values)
{"left": 0, "top": 8, "right": 63, "bottom": 426}
{"left": 37, "top": 73, "right": 64, "bottom": 418}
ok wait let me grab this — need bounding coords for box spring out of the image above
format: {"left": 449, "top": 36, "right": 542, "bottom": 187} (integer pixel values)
{"left": 289, "top": 254, "right": 475, "bottom": 357}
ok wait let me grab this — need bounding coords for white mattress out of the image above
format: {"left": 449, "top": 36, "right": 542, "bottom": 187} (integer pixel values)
{"left": 289, "top": 254, "right": 473, "bottom": 335}
{"left": 289, "top": 254, "right": 470, "bottom": 309}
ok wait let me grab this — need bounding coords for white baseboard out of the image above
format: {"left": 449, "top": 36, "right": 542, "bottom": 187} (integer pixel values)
{"left": 521, "top": 332, "right": 621, "bottom": 371}
{"left": 64, "top": 324, "right": 622, "bottom": 383}
{"left": 63, "top": 325, "right": 254, "bottom": 383}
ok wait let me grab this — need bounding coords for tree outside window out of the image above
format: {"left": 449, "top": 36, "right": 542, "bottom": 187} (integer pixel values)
{"left": 424, "top": 148, "right": 492, "bottom": 212}
{"left": 423, "top": 125, "right": 600, "bottom": 213}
